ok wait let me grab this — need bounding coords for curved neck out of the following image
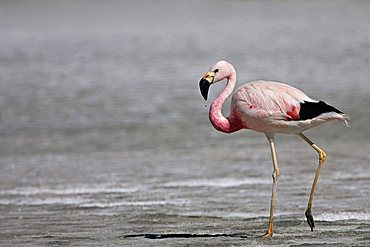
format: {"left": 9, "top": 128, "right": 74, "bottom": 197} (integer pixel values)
{"left": 209, "top": 73, "right": 237, "bottom": 133}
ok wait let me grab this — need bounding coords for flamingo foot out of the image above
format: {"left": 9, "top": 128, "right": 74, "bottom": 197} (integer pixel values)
{"left": 305, "top": 208, "right": 315, "bottom": 231}
{"left": 260, "top": 230, "right": 273, "bottom": 238}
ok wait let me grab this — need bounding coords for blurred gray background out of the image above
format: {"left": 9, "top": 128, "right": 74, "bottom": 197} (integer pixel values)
{"left": 0, "top": 0, "right": 369, "bottom": 246}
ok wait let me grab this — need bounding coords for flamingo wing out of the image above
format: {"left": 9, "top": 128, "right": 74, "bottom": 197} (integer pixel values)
{"left": 298, "top": 101, "right": 343, "bottom": 120}
{"left": 231, "top": 80, "right": 344, "bottom": 134}
{"left": 233, "top": 80, "right": 316, "bottom": 121}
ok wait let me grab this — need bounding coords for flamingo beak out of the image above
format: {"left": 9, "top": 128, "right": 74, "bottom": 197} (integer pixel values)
{"left": 199, "top": 71, "right": 215, "bottom": 100}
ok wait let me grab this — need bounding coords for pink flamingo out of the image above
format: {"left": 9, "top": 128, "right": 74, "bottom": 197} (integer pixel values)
{"left": 199, "top": 60, "right": 348, "bottom": 237}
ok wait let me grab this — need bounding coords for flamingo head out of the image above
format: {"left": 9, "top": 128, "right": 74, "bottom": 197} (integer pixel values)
{"left": 199, "top": 60, "right": 234, "bottom": 100}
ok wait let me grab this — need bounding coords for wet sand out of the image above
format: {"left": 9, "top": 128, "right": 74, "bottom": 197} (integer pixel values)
{"left": 2, "top": 211, "right": 370, "bottom": 246}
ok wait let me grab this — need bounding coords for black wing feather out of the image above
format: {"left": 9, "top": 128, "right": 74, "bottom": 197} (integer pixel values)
{"left": 298, "top": 101, "right": 343, "bottom": 120}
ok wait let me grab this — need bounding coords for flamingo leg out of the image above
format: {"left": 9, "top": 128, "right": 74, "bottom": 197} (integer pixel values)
{"left": 263, "top": 138, "right": 280, "bottom": 238}
{"left": 298, "top": 133, "right": 327, "bottom": 231}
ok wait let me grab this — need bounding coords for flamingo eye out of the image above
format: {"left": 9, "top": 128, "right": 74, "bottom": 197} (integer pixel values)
{"left": 214, "top": 69, "right": 219, "bottom": 73}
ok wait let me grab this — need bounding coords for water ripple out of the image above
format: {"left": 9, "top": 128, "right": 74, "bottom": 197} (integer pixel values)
{"left": 163, "top": 177, "right": 270, "bottom": 188}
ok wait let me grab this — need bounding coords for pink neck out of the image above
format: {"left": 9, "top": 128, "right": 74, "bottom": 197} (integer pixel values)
{"left": 209, "top": 73, "right": 240, "bottom": 133}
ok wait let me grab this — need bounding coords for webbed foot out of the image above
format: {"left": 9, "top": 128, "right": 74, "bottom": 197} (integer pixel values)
{"left": 305, "top": 208, "right": 315, "bottom": 231}
{"left": 260, "top": 230, "right": 273, "bottom": 238}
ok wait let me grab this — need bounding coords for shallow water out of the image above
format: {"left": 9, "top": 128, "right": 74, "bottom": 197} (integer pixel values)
{"left": 0, "top": 0, "right": 370, "bottom": 246}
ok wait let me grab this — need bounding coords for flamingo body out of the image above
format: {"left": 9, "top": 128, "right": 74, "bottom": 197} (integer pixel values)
{"left": 198, "top": 60, "right": 347, "bottom": 237}
{"left": 229, "top": 80, "right": 345, "bottom": 134}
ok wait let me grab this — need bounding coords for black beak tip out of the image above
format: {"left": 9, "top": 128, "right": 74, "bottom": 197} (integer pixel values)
{"left": 202, "top": 92, "right": 208, "bottom": 101}
{"left": 199, "top": 79, "right": 211, "bottom": 101}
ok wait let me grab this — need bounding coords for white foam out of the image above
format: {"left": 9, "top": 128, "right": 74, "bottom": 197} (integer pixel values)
{"left": 0, "top": 185, "right": 139, "bottom": 196}
{"left": 0, "top": 196, "right": 190, "bottom": 207}
{"left": 316, "top": 212, "right": 370, "bottom": 221}
{"left": 0, "top": 197, "right": 86, "bottom": 206}
{"left": 164, "top": 177, "right": 269, "bottom": 188}
{"left": 79, "top": 199, "right": 191, "bottom": 208}
{"left": 179, "top": 211, "right": 292, "bottom": 219}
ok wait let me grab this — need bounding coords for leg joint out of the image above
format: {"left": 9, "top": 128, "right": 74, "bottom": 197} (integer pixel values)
{"left": 319, "top": 150, "right": 327, "bottom": 162}
{"left": 312, "top": 144, "right": 326, "bottom": 162}
{"left": 272, "top": 170, "right": 280, "bottom": 179}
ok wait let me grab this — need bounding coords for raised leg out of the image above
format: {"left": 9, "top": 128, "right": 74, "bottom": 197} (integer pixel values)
{"left": 298, "top": 133, "right": 327, "bottom": 231}
{"left": 263, "top": 138, "right": 280, "bottom": 238}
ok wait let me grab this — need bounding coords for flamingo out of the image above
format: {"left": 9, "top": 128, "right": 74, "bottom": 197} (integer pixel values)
{"left": 198, "top": 60, "right": 348, "bottom": 237}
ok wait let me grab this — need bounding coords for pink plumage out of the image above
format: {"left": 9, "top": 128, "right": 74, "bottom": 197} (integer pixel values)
{"left": 200, "top": 60, "right": 347, "bottom": 135}
{"left": 198, "top": 60, "right": 348, "bottom": 237}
